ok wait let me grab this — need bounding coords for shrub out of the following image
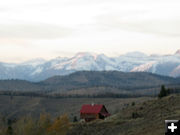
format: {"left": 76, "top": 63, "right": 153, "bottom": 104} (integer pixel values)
{"left": 132, "top": 112, "right": 140, "bottom": 119}
{"left": 131, "top": 102, "right": 135, "bottom": 106}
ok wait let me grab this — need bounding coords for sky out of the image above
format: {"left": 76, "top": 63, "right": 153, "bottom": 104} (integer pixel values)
{"left": 0, "top": 0, "right": 180, "bottom": 63}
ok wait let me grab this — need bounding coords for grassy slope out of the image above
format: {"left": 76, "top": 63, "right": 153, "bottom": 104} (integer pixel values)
{"left": 0, "top": 95, "right": 150, "bottom": 120}
{"left": 68, "top": 94, "right": 180, "bottom": 135}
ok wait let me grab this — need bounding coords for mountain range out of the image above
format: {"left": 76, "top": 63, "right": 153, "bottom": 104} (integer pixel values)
{"left": 0, "top": 50, "right": 180, "bottom": 81}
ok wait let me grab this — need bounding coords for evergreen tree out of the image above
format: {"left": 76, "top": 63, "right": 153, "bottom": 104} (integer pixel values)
{"left": 158, "top": 85, "right": 170, "bottom": 98}
{"left": 73, "top": 116, "right": 78, "bottom": 122}
{"left": 6, "top": 126, "right": 13, "bottom": 135}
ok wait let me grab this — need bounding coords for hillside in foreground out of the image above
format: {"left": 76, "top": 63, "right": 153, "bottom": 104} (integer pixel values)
{"left": 68, "top": 94, "right": 180, "bottom": 135}
{"left": 0, "top": 95, "right": 150, "bottom": 120}
{"left": 0, "top": 94, "right": 179, "bottom": 135}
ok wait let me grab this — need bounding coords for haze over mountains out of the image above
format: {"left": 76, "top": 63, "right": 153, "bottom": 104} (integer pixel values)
{"left": 0, "top": 50, "right": 180, "bottom": 81}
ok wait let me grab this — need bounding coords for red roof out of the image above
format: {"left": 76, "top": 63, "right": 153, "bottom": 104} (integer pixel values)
{"left": 80, "top": 104, "right": 104, "bottom": 114}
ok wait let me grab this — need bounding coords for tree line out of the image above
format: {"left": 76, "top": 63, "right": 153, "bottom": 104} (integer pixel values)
{"left": 0, "top": 91, "right": 147, "bottom": 99}
{"left": 0, "top": 113, "right": 72, "bottom": 135}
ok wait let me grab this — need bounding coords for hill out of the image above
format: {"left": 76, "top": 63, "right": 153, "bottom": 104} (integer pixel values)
{"left": 0, "top": 71, "right": 180, "bottom": 95}
{"left": 0, "top": 95, "right": 150, "bottom": 120}
{"left": 0, "top": 93, "right": 180, "bottom": 135}
{"left": 68, "top": 94, "right": 180, "bottom": 135}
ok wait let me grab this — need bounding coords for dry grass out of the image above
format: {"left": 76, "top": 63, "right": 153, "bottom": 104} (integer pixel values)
{"left": 68, "top": 94, "right": 180, "bottom": 135}
{"left": 0, "top": 95, "right": 151, "bottom": 120}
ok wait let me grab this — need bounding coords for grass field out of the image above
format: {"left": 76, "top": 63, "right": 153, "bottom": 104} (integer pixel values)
{"left": 68, "top": 94, "right": 180, "bottom": 135}
{"left": 0, "top": 94, "right": 180, "bottom": 135}
{"left": 0, "top": 95, "right": 151, "bottom": 121}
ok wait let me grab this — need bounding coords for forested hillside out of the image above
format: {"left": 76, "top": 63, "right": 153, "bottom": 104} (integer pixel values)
{"left": 0, "top": 71, "right": 180, "bottom": 96}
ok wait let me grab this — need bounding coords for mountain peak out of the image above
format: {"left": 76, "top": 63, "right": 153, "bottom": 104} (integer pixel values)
{"left": 175, "top": 49, "right": 180, "bottom": 55}
{"left": 74, "top": 52, "right": 98, "bottom": 60}
{"left": 124, "top": 51, "right": 147, "bottom": 57}
{"left": 21, "top": 58, "right": 46, "bottom": 66}
{"left": 75, "top": 52, "right": 91, "bottom": 57}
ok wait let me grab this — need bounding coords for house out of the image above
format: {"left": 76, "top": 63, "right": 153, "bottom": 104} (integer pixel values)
{"left": 80, "top": 104, "right": 110, "bottom": 122}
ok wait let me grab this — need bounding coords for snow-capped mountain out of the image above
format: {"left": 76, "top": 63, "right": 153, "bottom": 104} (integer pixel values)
{"left": 21, "top": 58, "right": 46, "bottom": 67}
{"left": 0, "top": 51, "right": 180, "bottom": 81}
{"left": 175, "top": 49, "right": 180, "bottom": 55}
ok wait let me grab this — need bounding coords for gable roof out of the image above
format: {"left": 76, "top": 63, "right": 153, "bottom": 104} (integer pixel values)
{"left": 80, "top": 104, "right": 104, "bottom": 114}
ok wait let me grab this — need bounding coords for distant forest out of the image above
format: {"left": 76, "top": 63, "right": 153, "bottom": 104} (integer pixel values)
{"left": 0, "top": 71, "right": 180, "bottom": 97}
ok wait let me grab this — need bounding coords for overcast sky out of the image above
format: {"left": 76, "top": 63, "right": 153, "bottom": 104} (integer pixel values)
{"left": 0, "top": 0, "right": 180, "bottom": 63}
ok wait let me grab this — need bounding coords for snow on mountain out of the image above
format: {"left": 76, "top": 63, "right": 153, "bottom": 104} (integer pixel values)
{"left": 131, "top": 61, "right": 156, "bottom": 72}
{"left": 131, "top": 54, "right": 180, "bottom": 76}
{"left": 123, "top": 51, "right": 147, "bottom": 58}
{"left": 175, "top": 49, "right": 180, "bottom": 55}
{"left": 21, "top": 58, "right": 46, "bottom": 67}
{"left": 170, "top": 65, "right": 180, "bottom": 77}
{"left": 0, "top": 50, "right": 180, "bottom": 81}
{"left": 1, "top": 63, "right": 18, "bottom": 68}
{"left": 51, "top": 52, "right": 98, "bottom": 70}
{"left": 31, "top": 67, "right": 43, "bottom": 76}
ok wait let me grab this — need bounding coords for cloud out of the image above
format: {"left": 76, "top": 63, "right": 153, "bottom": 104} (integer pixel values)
{"left": 96, "top": 14, "right": 180, "bottom": 37}
{"left": 93, "top": 0, "right": 180, "bottom": 37}
{"left": 0, "top": 0, "right": 180, "bottom": 62}
{"left": 0, "top": 24, "right": 73, "bottom": 39}
{"left": 0, "top": 38, "right": 30, "bottom": 46}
